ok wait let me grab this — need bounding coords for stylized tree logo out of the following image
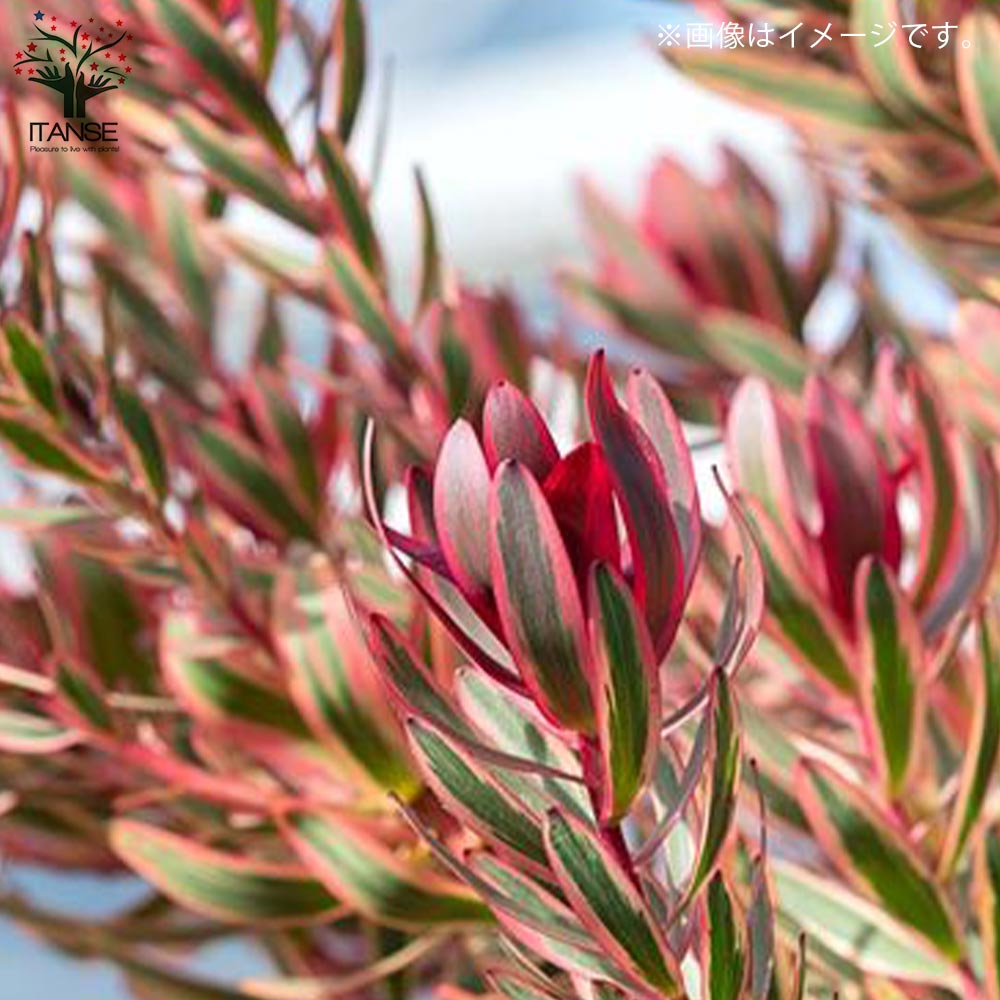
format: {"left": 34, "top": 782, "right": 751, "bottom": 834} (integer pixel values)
{"left": 13, "top": 10, "right": 133, "bottom": 118}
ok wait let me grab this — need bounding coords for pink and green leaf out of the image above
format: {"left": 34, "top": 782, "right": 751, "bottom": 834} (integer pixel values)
{"left": 855, "top": 556, "right": 924, "bottom": 799}
{"left": 544, "top": 808, "right": 682, "bottom": 996}
{"left": 490, "top": 460, "right": 595, "bottom": 732}
{"left": 110, "top": 821, "right": 342, "bottom": 927}
{"left": 588, "top": 562, "right": 660, "bottom": 823}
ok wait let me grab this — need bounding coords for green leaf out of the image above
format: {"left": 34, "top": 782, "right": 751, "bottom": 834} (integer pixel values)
{"left": 191, "top": 423, "right": 320, "bottom": 542}
{"left": 706, "top": 874, "right": 745, "bottom": 1000}
{"left": 852, "top": 0, "right": 962, "bottom": 134}
{"left": 175, "top": 112, "right": 317, "bottom": 233}
{"left": 282, "top": 808, "right": 490, "bottom": 928}
{"left": 326, "top": 240, "right": 407, "bottom": 361}
{"left": 796, "top": 759, "right": 962, "bottom": 959}
{"left": 414, "top": 167, "right": 443, "bottom": 312}
{"left": 407, "top": 718, "right": 548, "bottom": 870}
{"left": 940, "top": 611, "right": 1000, "bottom": 875}
{"left": 0, "top": 409, "right": 107, "bottom": 484}
{"left": 154, "top": 0, "right": 291, "bottom": 160}
{"left": 687, "top": 670, "right": 741, "bottom": 901}
{"left": 774, "top": 860, "right": 963, "bottom": 989}
{"left": 0, "top": 708, "right": 79, "bottom": 755}
{"left": 275, "top": 557, "right": 418, "bottom": 797}
{"left": 589, "top": 562, "right": 659, "bottom": 822}
{"left": 53, "top": 659, "right": 113, "bottom": 734}
{"left": 251, "top": 0, "right": 279, "bottom": 76}
{"left": 958, "top": 11, "right": 1000, "bottom": 184}
{"left": 974, "top": 825, "right": 1000, "bottom": 1000}
{"left": 2, "top": 316, "right": 60, "bottom": 418}
{"left": 491, "top": 461, "right": 595, "bottom": 732}
{"left": 855, "top": 557, "right": 924, "bottom": 798}
{"left": 334, "top": 0, "right": 366, "bottom": 143}
{"left": 110, "top": 821, "right": 341, "bottom": 927}
{"left": 316, "top": 132, "right": 382, "bottom": 278}
{"left": 112, "top": 382, "right": 168, "bottom": 502}
{"left": 544, "top": 809, "right": 682, "bottom": 996}
{"left": 669, "top": 48, "right": 902, "bottom": 136}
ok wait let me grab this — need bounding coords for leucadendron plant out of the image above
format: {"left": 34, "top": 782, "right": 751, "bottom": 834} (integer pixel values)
{"left": 361, "top": 350, "right": 797, "bottom": 999}
{"left": 562, "top": 150, "right": 839, "bottom": 418}
{"left": 671, "top": 1, "right": 1000, "bottom": 301}
{"left": 724, "top": 352, "right": 1000, "bottom": 994}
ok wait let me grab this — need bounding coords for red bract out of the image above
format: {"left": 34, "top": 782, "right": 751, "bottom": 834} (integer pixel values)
{"left": 364, "top": 351, "right": 766, "bottom": 838}
{"left": 728, "top": 359, "right": 999, "bottom": 694}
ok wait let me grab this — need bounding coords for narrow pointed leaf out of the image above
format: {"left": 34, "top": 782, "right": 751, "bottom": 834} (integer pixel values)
{"left": 586, "top": 352, "right": 684, "bottom": 658}
{"left": 706, "top": 873, "right": 745, "bottom": 1000}
{"left": 112, "top": 382, "right": 169, "bottom": 503}
{"left": 855, "top": 557, "right": 924, "bottom": 798}
{"left": 625, "top": 369, "right": 700, "bottom": 593}
{"left": 687, "top": 670, "right": 741, "bottom": 901}
{"left": 407, "top": 718, "right": 548, "bottom": 870}
{"left": 275, "top": 559, "right": 418, "bottom": 797}
{"left": 544, "top": 808, "right": 682, "bottom": 996}
{"left": 958, "top": 11, "right": 1000, "bottom": 184}
{"left": 796, "top": 759, "right": 962, "bottom": 959}
{"left": 589, "top": 562, "right": 660, "bottom": 823}
{"left": 974, "top": 825, "right": 1000, "bottom": 1000}
{"left": 491, "top": 460, "right": 594, "bottom": 732}
{"left": 110, "top": 821, "right": 341, "bottom": 927}
{"left": 940, "top": 610, "right": 1000, "bottom": 875}
{"left": 774, "top": 860, "right": 963, "bottom": 989}
{"left": 281, "top": 808, "right": 489, "bottom": 928}
{"left": 435, "top": 420, "right": 493, "bottom": 595}
{"left": 1, "top": 316, "right": 60, "bottom": 418}
{"left": 333, "top": 0, "right": 366, "bottom": 143}
{"left": 0, "top": 709, "right": 79, "bottom": 755}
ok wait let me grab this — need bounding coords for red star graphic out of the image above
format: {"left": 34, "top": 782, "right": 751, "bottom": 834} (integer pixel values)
{"left": 27, "top": 67, "right": 34, "bottom": 73}
{"left": 125, "top": 65, "right": 131, "bottom": 72}
{"left": 81, "top": 32, "right": 88, "bottom": 39}
{"left": 90, "top": 61, "right": 97, "bottom": 69}
{"left": 70, "top": 19, "right": 77, "bottom": 26}
{"left": 118, "top": 53, "right": 125, "bottom": 60}
{"left": 60, "top": 56, "right": 65, "bottom": 61}
{"left": 89, "top": 17, "right": 93, "bottom": 21}
{"left": 15, "top": 51, "right": 23, "bottom": 58}
{"left": 14, "top": 67, "right": 22, "bottom": 74}
{"left": 116, "top": 19, "right": 122, "bottom": 26}
{"left": 59, "top": 48, "right": 64, "bottom": 53}
{"left": 126, "top": 34, "right": 132, "bottom": 40}
{"left": 27, "top": 42, "right": 37, "bottom": 51}
{"left": 104, "top": 51, "right": 110, "bottom": 57}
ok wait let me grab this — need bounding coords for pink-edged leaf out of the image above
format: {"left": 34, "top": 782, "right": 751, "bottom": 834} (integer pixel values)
{"left": 907, "top": 369, "right": 960, "bottom": 611}
{"left": 626, "top": 368, "right": 701, "bottom": 594}
{"left": 367, "top": 614, "right": 581, "bottom": 784}
{"left": 483, "top": 380, "right": 560, "bottom": 480}
{"left": 805, "top": 376, "right": 901, "bottom": 625}
{"left": 923, "top": 434, "right": 1000, "bottom": 638}
{"left": 0, "top": 708, "right": 79, "bottom": 755}
{"left": 586, "top": 352, "right": 684, "bottom": 659}
{"left": 940, "top": 609, "right": 1000, "bottom": 877}
{"left": 726, "top": 377, "right": 820, "bottom": 540}
{"left": 743, "top": 499, "right": 854, "bottom": 695}
{"left": 543, "top": 443, "right": 620, "bottom": 585}
{"left": 110, "top": 820, "right": 341, "bottom": 927}
{"left": 405, "top": 717, "right": 549, "bottom": 873}
{"left": 363, "top": 423, "right": 519, "bottom": 686}
{"left": 544, "top": 808, "right": 683, "bottom": 996}
{"left": 686, "top": 670, "right": 741, "bottom": 902}
{"left": 280, "top": 807, "right": 489, "bottom": 928}
{"left": 796, "top": 758, "right": 962, "bottom": 959}
{"left": 491, "top": 460, "right": 595, "bottom": 732}
{"left": 588, "top": 562, "right": 660, "bottom": 823}
{"left": 274, "top": 555, "right": 419, "bottom": 798}
{"left": 434, "top": 420, "right": 493, "bottom": 597}
{"left": 854, "top": 556, "right": 925, "bottom": 800}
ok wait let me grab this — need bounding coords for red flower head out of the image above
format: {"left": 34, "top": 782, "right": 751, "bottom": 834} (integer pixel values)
{"left": 367, "top": 352, "right": 761, "bottom": 822}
